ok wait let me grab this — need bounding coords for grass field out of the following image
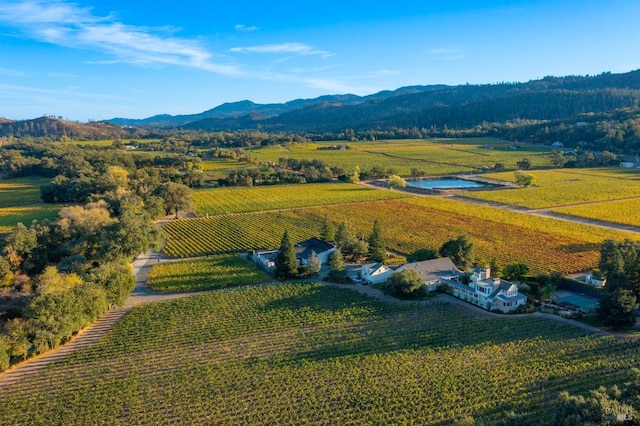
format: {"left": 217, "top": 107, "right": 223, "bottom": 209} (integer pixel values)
{"left": 192, "top": 182, "right": 409, "bottom": 215}
{"left": 200, "top": 159, "right": 248, "bottom": 171}
{"left": 0, "top": 205, "right": 62, "bottom": 233}
{"left": 1, "top": 283, "right": 637, "bottom": 424}
{"left": 249, "top": 138, "right": 553, "bottom": 176}
{"left": 0, "top": 177, "right": 63, "bottom": 232}
{"left": 0, "top": 177, "right": 50, "bottom": 208}
{"left": 462, "top": 169, "right": 640, "bottom": 208}
{"left": 163, "top": 198, "right": 637, "bottom": 273}
{"left": 147, "top": 255, "right": 269, "bottom": 292}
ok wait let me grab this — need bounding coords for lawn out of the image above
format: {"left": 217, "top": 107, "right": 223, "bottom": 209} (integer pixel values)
{"left": 1, "top": 283, "right": 637, "bottom": 424}
{"left": 146, "top": 255, "right": 269, "bottom": 292}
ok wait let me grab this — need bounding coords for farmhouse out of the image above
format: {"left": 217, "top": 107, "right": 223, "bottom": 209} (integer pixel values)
{"left": 394, "top": 258, "right": 527, "bottom": 312}
{"left": 395, "top": 257, "right": 460, "bottom": 291}
{"left": 441, "top": 266, "right": 527, "bottom": 313}
{"left": 359, "top": 262, "right": 393, "bottom": 284}
{"left": 294, "top": 238, "right": 336, "bottom": 265}
{"left": 251, "top": 238, "right": 336, "bottom": 270}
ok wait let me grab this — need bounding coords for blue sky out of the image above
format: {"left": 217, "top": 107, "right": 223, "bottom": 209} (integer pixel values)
{"left": 0, "top": 0, "right": 639, "bottom": 122}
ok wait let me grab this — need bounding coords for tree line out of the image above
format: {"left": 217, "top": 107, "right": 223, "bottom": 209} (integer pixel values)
{"left": 0, "top": 144, "right": 196, "bottom": 371}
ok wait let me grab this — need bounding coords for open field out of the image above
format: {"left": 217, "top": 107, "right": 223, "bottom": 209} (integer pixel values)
{"left": 200, "top": 159, "right": 248, "bottom": 171}
{"left": 163, "top": 198, "right": 637, "bottom": 273}
{"left": 0, "top": 177, "right": 50, "bottom": 208}
{"left": 462, "top": 168, "right": 640, "bottom": 208}
{"left": 192, "top": 182, "right": 409, "bottom": 215}
{"left": 250, "top": 138, "right": 553, "bottom": 176}
{"left": 146, "top": 254, "right": 269, "bottom": 292}
{"left": 0, "top": 177, "right": 63, "bottom": 232}
{"left": 1, "top": 283, "right": 637, "bottom": 424}
{"left": 0, "top": 205, "right": 62, "bottom": 233}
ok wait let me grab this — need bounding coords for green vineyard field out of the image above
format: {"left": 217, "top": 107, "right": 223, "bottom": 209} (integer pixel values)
{"left": 147, "top": 254, "right": 269, "bottom": 292}
{"left": 1, "top": 283, "right": 637, "bottom": 424}
{"left": 192, "top": 182, "right": 408, "bottom": 215}
{"left": 462, "top": 169, "right": 640, "bottom": 208}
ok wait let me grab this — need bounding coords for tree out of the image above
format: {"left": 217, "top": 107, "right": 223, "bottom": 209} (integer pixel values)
{"left": 159, "top": 182, "right": 194, "bottom": 218}
{"left": 36, "top": 266, "right": 83, "bottom": 295}
{"left": 598, "top": 289, "right": 638, "bottom": 329}
{"left": 320, "top": 215, "right": 336, "bottom": 241}
{"left": 516, "top": 158, "right": 532, "bottom": 170}
{"left": 347, "top": 165, "right": 360, "bottom": 183}
{"left": 514, "top": 171, "right": 536, "bottom": 187}
{"left": 550, "top": 150, "right": 567, "bottom": 168}
{"left": 597, "top": 239, "right": 640, "bottom": 328}
{"left": 407, "top": 248, "right": 438, "bottom": 263}
{"left": 439, "top": 235, "right": 475, "bottom": 270}
{"left": 0, "top": 335, "right": 10, "bottom": 372}
{"left": 387, "top": 174, "right": 406, "bottom": 189}
{"left": 3, "top": 222, "right": 38, "bottom": 271}
{"left": 327, "top": 250, "right": 348, "bottom": 282}
{"left": 384, "top": 269, "right": 425, "bottom": 297}
{"left": 367, "top": 219, "right": 386, "bottom": 263}
{"left": 305, "top": 251, "right": 322, "bottom": 276}
{"left": 274, "top": 230, "right": 298, "bottom": 280}
{"left": 335, "top": 221, "right": 357, "bottom": 254}
{"left": 502, "top": 263, "right": 530, "bottom": 282}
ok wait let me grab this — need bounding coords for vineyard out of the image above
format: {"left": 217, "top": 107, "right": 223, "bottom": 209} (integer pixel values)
{"left": 162, "top": 210, "right": 319, "bottom": 257}
{"left": 249, "top": 138, "right": 553, "bottom": 176}
{"left": 1, "top": 283, "right": 638, "bottom": 424}
{"left": 462, "top": 169, "right": 640, "bottom": 208}
{"left": 553, "top": 198, "right": 640, "bottom": 228}
{"left": 192, "top": 182, "right": 408, "bottom": 215}
{"left": 162, "top": 198, "right": 638, "bottom": 274}
{"left": 146, "top": 254, "right": 269, "bottom": 292}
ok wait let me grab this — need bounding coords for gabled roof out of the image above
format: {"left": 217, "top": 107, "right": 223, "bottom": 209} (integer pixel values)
{"left": 401, "top": 257, "right": 460, "bottom": 282}
{"left": 295, "top": 238, "right": 335, "bottom": 259}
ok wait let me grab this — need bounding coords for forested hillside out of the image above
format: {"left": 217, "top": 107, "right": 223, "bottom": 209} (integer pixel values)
{"left": 0, "top": 117, "right": 142, "bottom": 140}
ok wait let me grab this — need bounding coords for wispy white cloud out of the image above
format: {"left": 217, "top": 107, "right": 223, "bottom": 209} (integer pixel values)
{"left": 234, "top": 24, "right": 258, "bottom": 32}
{"left": 0, "top": 67, "right": 28, "bottom": 77}
{"left": 0, "top": 83, "right": 129, "bottom": 100}
{"left": 231, "top": 42, "right": 331, "bottom": 56}
{"left": 0, "top": 0, "right": 241, "bottom": 75}
{"left": 428, "top": 48, "right": 465, "bottom": 60}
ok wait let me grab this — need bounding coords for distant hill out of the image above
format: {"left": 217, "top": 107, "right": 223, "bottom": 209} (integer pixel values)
{"left": 106, "top": 85, "right": 448, "bottom": 127}
{"left": 174, "top": 70, "right": 640, "bottom": 133}
{"left": 0, "top": 117, "right": 141, "bottom": 139}
{"left": 103, "top": 70, "right": 640, "bottom": 133}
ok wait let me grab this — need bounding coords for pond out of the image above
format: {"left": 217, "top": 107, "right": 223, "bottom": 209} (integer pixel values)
{"left": 406, "top": 178, "right": 489, "bottom": 189}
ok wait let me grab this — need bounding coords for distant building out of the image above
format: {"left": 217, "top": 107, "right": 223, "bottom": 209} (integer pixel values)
{"left": 551, "top": 141, "right": 564, "bottom": 148}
